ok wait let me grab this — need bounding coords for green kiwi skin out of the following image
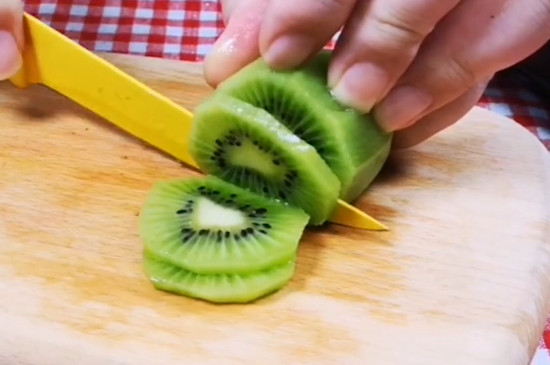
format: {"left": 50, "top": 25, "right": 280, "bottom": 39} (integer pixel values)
{"left": 333, "top": 111, "right": 393, "bottom": 201}
{"left": 189, "top": 94, "right": 341, "bottom": 225}
{"left": 344, "top": 132, "right": 392, "bottom": 201}
{"left": 216, "top": 51, "right": 393, "bottom": 202}
{"left": 140, "top": 175, "right": 310, "bottom": 275}
{"left": 143, "top": 249, "right": 296, "bottom": 304}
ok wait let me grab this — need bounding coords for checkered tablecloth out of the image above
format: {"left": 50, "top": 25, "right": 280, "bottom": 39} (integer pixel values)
{"left": 21, "top": 1, "right": 550, "bottom": 363}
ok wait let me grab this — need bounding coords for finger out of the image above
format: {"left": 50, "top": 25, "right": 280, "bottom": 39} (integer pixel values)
{"left": 375, "top": 0, "right": 550, "bottom": 132}
{"left": 0, "top": 31, "right": 21, "bottom": 79}
{"left": 0, "top": 0, "right": 23, "bottom": 80}
{"left": 329, "top": 0, "right": 461, "bottom": 113}
{"left": 203, "top": 0, "right": 269, "bottom": 87}
{"left": 392, "top": 79, "right": 490, "bottom": 149}
{"left": 0, "top": 0, "right": 23, "bottom": 47}
{"left": 259, "top": 0, "right": 356, "bottom": 70}
{"left": 220, "top": 0, "right": 239, "bottom": 24}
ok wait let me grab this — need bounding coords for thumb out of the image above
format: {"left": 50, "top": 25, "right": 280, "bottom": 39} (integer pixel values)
{"left": 0, "top": 0, "right": 23, "bottom": 80}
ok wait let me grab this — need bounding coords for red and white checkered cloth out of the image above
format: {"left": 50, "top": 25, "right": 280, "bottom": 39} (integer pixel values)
{"left": 20, "top": 1, "right": 550, "bottom": 363}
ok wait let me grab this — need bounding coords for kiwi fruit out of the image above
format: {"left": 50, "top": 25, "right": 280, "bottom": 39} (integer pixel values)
{"left": 140, "top": 175, "right": 310, "bottom": 275}
{"left": 143, "top": 250, "right": 296, "bottom": 304}
{"left": 140, "top": 51, "right": 393, "bottom": 304}
{"left": 215, "top": 51, "right": 393, "bottom": 202}
{"left": 189, "top": 94, "right": 342, "bottom": 225}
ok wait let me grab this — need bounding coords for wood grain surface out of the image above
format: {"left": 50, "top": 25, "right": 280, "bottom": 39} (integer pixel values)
{"left": 1, "top": 53, "right": 549, "bottom": 365}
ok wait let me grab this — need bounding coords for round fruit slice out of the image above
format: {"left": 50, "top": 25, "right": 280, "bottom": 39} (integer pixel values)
{"left": 143, "top": 251, "right": 296, "bottom": 304}
{"left": 216, "top": 52, "right": 393, "bottom": 202}
{"left": 139, "top": 175, "right": 310, "bottom": 274}
{"left": 189, "top": 94, "right": 342, "bottom": 225}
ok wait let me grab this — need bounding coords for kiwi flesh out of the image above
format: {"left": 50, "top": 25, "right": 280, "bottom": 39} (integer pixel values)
{"left": 140, "top": 175, "right": 310, "bottom": 275}
{"left": 189, "top": 94, "right": 341, "bottom": 225}
{"left": 215, "top": 51, "right": 393, "bottom": 202}
{"left": 143, "top": 250, "right": 296, "bottom": 304}
{"left": 139, "top": 52, "right": 393, "bottom": 304}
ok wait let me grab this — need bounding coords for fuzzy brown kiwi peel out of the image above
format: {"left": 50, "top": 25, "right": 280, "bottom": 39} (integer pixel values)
{"left": 139, "top": 52, "right": 392, "bottom": 304}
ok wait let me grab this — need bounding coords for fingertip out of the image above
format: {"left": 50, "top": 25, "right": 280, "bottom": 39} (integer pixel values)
{"left": 330, "top": 62, "right": 390, "bottom": 114}
{"left": 259, "top": 0, "right": 354, "bottom": 71}
{"left": 374, "top": 86, "right": 433, "bottom": 132}
{"left": 203, "top": 32, "right": 262, "bottom": 88}
{"left": 203, "top": 0, "right": 266, "bottom": 87}
{"left": 0, "top": 0, "right": 25, "bottom": 48}
{"left": 261, "top": 34, "right": 315, "bottom": 70}
{"left": 0, "top": 30, "right": 22, "bottom": 80}
{"left": 390, "top": 81, "right": 488, "bottom": 148}
{"left": 203, "top": 37, "right": 239, "bottom": 87}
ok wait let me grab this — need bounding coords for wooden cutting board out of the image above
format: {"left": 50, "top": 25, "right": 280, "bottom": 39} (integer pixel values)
{"left": 1, "top": 53, "right": 549, "bottom": 365}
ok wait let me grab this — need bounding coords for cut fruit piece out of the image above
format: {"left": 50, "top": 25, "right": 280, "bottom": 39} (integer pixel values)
{"left": 189, "top": 94, "right": 341, "bottom": 225}
{"left": 143, "top": 250, "right": 296, "bottom": 304}
{"left": 216, "top": 51, "right": 393, "bottom": 202}
{"left": 139, "top": 175, "right": 310, "bottom": 275}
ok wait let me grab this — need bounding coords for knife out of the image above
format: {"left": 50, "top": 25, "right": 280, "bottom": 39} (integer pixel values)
{"left": 8, "top": 12, "right": 389, "bottom": 231}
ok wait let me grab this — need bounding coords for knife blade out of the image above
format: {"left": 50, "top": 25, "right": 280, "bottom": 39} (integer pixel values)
{"left": 8, "top": 12, "right": 388, "bottom": 231}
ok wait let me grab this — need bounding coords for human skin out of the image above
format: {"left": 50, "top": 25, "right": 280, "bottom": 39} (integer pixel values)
{"left": 0, "top": 0, "right": 23, "bottom": 81}
{"left": 204, "top": 0, "right": 550, "bottom": 148}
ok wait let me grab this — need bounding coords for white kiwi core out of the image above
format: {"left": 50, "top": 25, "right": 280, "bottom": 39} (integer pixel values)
{"left": 193, "top": 197, "right": 247, "bottom": 229}
{"left": 226, "top": 140, "right": 285, "bottom": 178}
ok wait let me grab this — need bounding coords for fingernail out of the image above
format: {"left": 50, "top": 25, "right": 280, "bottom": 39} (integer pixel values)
{"left": 0, "top": 30, "right": 22, "bottom": 80}
{"left": 375, "top": 86, "right": 433, "bottom": 132}
{"left": 331, "top": 63, "right": 389, "bottom": 113}
{"left": 263, "top": 35, "right": 313, "bottom": 69}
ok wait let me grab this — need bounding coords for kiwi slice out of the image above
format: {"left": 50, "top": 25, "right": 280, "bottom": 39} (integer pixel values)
{"left": 140, "top": 175, "right": 310, "bottom": 275}
{"left": 143, "top": 250, "right": 296, "bottom": 304}
{"left": 189, "top": 94, "right": 341, "bottom": 225}
{"left": 215, "top": 52, "right": 393, "bottom": 202}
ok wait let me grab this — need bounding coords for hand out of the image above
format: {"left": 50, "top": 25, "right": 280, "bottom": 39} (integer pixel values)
{"left": 204, "top": 0, "right": 550, "bottom": 148}
{"left": 0, "top": 0, "right": 23, "bottom": 80}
